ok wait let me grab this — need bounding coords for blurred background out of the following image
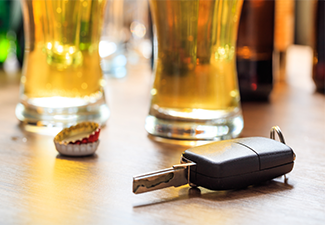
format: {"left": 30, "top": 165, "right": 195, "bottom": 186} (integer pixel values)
{"left": 0, "top": 0, "right": 24, "bottom": 75}
{"left": 0, "top": 0, "right": 324, "bottom": 96}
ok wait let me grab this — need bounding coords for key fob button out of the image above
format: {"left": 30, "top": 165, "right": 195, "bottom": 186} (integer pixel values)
{"left": 183, "top": 141, "right": 259, "bottom": 178}
{"left": 235, "top": 137, "right": 295, "bottom": 170}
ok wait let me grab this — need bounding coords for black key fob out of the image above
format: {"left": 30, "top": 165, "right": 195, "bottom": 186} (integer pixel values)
{"left": 181, "top": 137, "right": 296, "bottom": 190}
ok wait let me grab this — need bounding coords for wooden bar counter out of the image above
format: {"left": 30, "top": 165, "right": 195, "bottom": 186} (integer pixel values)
{"left": 0, "top": 48, "right": 324, "bottom": 224}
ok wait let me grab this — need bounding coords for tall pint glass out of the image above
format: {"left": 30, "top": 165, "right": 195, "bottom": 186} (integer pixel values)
{"left": 16, "top": 0, "right": 109, "bottom": 132}
{"left": 146, "top": 0, "right": 244, "bottom": 142}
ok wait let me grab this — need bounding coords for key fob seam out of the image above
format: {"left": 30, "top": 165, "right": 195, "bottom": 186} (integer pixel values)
{"left": 235, "top": 142, "right": 261, "bottom": 170}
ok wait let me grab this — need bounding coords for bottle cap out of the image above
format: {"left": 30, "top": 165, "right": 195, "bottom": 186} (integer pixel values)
{"left": 54, "top": 122, "right": 101, "bottom": 156}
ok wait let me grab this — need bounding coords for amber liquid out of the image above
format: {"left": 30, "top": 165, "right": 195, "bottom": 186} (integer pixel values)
{"left": 146, "top": 0, "right": 243, "bottom": 141}
{"left": 16, "top": 0, "right": 109, "bottom": 130}
{"left": 21, "top": 0, "right": 106, "bottom": 105}
{"left": 149, "top": 0, "right": 242, "bottom": 119}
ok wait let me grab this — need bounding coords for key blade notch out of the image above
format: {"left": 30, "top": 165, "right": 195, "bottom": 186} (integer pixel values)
{"left": 133, "top": 162, "right": 195, "bottom": 194}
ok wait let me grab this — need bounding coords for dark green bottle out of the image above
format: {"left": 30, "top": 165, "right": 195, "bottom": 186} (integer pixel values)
{"left": 0, "top": 0, "right": 24, "bottom": 69}
{"left": 0, "top": 0, "right": 11, "bottom": 65}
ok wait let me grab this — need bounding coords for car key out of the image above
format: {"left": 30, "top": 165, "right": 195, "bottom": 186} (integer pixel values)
{"left": 133, "top": 126, "right": 296, "bottom": 194}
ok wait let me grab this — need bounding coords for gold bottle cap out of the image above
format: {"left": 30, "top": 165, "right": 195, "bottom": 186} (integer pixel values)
{"left": 54, "top": 122, "right": 101, "bottom": 156}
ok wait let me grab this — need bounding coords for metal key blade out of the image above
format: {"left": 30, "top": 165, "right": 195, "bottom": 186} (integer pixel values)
{"left": 133, "top": 162, "right": 195, "bottom": 194}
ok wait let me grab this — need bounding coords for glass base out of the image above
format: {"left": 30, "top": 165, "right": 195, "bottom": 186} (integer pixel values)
{"left": 147, "top": 134, "right": 215, "bottom": 147}
{"left": 145, "top": 110, "right": 243, "bottom": 142}
{"left": 15, "top": 97, "right": 110, "bottom": 135}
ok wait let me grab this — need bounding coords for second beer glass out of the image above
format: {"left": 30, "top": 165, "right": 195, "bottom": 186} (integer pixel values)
{"left": 146, "top": 0, "right": 244, "bottom": 142}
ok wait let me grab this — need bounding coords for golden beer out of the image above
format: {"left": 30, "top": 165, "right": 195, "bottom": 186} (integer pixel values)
{"left": 146, "top": 0, "right": 244, "bottom": 141}
{"left": 16, "top": 0, "right": 109, "bottom": 131}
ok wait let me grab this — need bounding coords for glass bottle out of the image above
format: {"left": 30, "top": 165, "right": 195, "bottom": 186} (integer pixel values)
{"left": 236, "top": 0, "right": 275, "bottom": 101}
{"left": 0, "top": 0, "right": 11, "bottom": 65}
{"left": 313, "top": 0, "right": 325, "bottom": 93}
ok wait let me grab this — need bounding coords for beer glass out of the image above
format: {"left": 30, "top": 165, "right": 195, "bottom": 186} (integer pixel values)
{"left": 16, "top": 0, "right": 109, "bottom": 132}
{"left": 146, "top": 0, "right": 244, "bottom": 142}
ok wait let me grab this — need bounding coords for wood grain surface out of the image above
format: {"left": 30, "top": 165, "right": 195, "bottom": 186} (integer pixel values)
{"left": 0, "top": 53, "right": 324, "bottom": 224}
